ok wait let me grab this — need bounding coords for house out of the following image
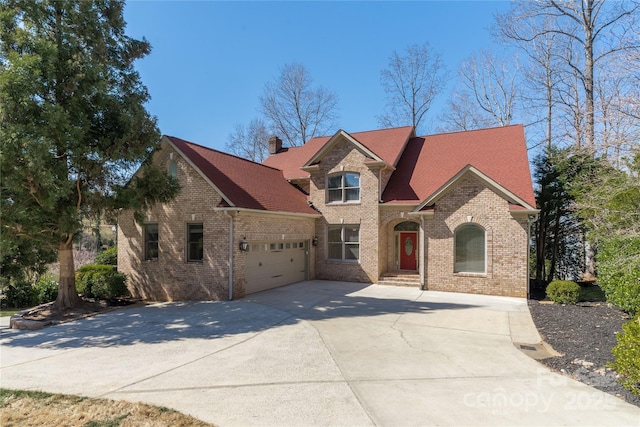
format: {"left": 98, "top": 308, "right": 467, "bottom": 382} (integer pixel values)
{"left": 117, "top": 124, "right": 538, "bottom": 301}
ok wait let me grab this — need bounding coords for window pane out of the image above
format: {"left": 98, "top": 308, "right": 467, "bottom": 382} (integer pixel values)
{"left": 328, "top": 243, "right": 342, "bottom": 259}
{"left": 327, "top": 175, "right": 342, "bottom": 189}
{"left": 145, "top": 224, "right": 158, "bottom": 260}
{"left": 328, "top": 189, "right": 342, "bottom": 202}
{"left": 344, "top": 226, "right": 359, "bottom": 242}
{"left": 345, "top": 188, "right": 360, "bottom": 201}
{"left": 344, "top": 173, "right": 359, "bottom": 187}
{"left": 345, "top": 244, "right": 359, "bottom": 260}
{"left": 187, "top": 224, "right": 203, "bottom": 261}
{"left": 455, "top": 225, "right": 485, "bottom": 273}
{"left": 168, "top": 161, "right": 177, "bottom": 178}
{"left": 328, "top": 227, "right": 342, "bottom": 243}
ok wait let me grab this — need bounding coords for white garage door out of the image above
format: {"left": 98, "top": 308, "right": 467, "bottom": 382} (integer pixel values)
{"left": 245, "top": 241, "right": 308, "bottom": 294}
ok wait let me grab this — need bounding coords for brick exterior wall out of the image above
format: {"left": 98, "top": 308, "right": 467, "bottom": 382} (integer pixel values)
{"left": 309, "top": 138, "right": 382, "bottom": 283}
{"left": 118, "top": 143, "right": 315, "bottom": 301}
{"left": 119, "top": 137, "right": 531, "bottom": 301}
{"left": 422, "top": 174, "right": 529, "bottom": 297}
{"left": 118, "top": 146, "right": 231, "bottom": 301}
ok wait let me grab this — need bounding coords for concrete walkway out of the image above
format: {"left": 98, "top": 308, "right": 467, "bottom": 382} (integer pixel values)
{"left": 1, "top": 281, "right": 638, "bottom": 426}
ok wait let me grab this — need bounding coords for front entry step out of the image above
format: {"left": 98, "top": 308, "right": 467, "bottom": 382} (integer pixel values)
{"left": 378, "top": 271, "right": 421, "bottom": 288}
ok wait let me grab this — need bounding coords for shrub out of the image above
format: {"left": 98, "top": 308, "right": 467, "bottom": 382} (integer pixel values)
{"left": 33, "top": 274, "right": 58, "bottom": 304}
{"left": 611, "top": 315, "right": 640, "bottom": 395}
{"left": 546, "top": 280, "right": 580, "bottom": 304}
{"left": 76, "top": 264, "right": 128, "bottom": 300}
{"left": 0, "top": 281, "right": 36, "bottom": 308}
{"left": 94, "top": 246, "right": 118, "bottom": 266}
{"left": 597, "top": 238, "right": 640, "bottom": 315}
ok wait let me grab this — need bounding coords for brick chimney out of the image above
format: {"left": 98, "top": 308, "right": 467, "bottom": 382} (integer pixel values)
{"left": 268, "top": 136, "right": 283, "bottom": 154}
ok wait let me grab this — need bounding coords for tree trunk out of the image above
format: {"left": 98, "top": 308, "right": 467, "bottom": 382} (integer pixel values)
{"left": 547, "top": 206, "right": 562, "bottom": 281}
{"left": 583, "top": 239, "right": 597, "bottom": 280}
{"left": 583, "top": 0, "right": 596, "bottom": 153}
{"left": 55, "top": 240, "right": 82, "bottom": 310}
{"left": 535, "top": 210, "right": 547, "bottom": 283}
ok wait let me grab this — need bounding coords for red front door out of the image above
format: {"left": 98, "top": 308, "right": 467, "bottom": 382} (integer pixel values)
{"left": 399, "top": 232, "right": 417, "bottom": 270}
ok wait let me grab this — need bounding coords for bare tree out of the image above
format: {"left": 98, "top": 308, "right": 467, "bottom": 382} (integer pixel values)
{"left": 260, "top": 63, "right": 338, "bottom": 147}
{"left": 437, "top": 88, "right": 495, "bottom": 132}
{"left": 498, "top": 0, "right": 640, "bottom": 154}
{"left": 378, "top": 43, "right": 449, "bottom": 134}
{"left": 458, "top": 49, "right": 520, "bottom": 127}
{"left": 225, "top": 118, "right": 270, "bottom": 162}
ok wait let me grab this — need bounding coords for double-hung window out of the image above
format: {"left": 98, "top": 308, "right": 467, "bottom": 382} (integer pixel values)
{"left": 187, "top": 223, "right": 204, "bottom": 262}
{"left": 328, "top": 224, "right": 360, "bottom": 261}
{"left": 454, "top": 224, "right": 485, "bottom": 273}
{"left": 144, "top": 224, "right": 159, "bottom": 261}
{"left": 327, "top": 173, "right": 360, "bottom": 203}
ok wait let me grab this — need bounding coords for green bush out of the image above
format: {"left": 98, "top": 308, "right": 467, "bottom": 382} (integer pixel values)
{"left": 546, "top": 280, "right": 580, "bottom": 304}
{"left": 33, "top": 274, "right": 58, "bottom": 304}
{"left": 76, "top": 264, "right": 128, "bottom": 300}
{"left": 611, "top": 315, "right": 640, "bottom": 395}
{"left": 94, "top": 246, "right": 118, "bottom": 266}
{"left": 0, "top": 281, "right": 36, "bottom": 308}
{"left": 597, "top": 238, "right": 640, "bottom": 315}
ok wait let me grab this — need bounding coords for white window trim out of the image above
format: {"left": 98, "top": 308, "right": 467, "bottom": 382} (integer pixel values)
{"left": 454, "top": 224, "right": 486, "bottom": 274}
{"left": 327, "top": 224, "right": 360, "bottom": 262}
{"left": 326, "top": 172, "right": 360, "bottom": 204}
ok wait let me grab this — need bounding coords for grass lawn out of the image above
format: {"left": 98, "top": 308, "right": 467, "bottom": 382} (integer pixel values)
{"left": 0, "top": 309, "right": 22, "bottom": 317}
{"left": 0, "top": 389, "right": 214, "bottom": 427}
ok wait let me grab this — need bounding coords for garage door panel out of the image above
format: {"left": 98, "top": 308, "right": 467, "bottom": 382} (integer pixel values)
{"left": 245, "top": 241, "right": 307, "bottom": 295}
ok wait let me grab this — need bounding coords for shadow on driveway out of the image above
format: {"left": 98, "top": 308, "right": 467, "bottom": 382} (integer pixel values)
{"left": 0, "top": 281, "right": 478, "bottom": 350}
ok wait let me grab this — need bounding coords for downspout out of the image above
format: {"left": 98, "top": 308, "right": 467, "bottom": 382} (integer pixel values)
{"left": 420, "top": 215, "right": 425, "bottom": 290}
{"left": 378, "top": 168, "right": 383, "bottom": 202}
{"left": 224, "top": 211, "right": 234, "bottom": 300}
{"left": 526, "top": 214, "right": 538, "bottom": 299}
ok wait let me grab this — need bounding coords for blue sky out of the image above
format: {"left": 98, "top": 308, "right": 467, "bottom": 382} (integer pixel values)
{"left": 124, "top": 1, "right": 511, "bottom": 151}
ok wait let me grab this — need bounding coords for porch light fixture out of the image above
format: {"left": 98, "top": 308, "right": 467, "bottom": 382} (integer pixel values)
{"left": 239, "top": 237, "right": 249, "bottom": 252}
{"left": 312, "top": 236, "right": 318, "bottom": 247}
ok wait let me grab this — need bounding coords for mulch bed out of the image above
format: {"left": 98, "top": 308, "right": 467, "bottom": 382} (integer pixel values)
{"left": 528, "top": 299, "right": 639, "bottom": 407}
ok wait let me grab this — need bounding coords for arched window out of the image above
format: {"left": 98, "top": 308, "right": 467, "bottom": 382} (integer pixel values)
{"left": 168, "top": 160, "right": 178, "bottom": 179}
{"left": 394, "top": 221, "right": 419, "bottom": 231}
{"left": 454, "top": 224, "right": 485, "bottom": 273}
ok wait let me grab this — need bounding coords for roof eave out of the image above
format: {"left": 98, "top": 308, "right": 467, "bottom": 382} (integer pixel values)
{"left": 213, "top": 206, "right": 321, "bottom": 219}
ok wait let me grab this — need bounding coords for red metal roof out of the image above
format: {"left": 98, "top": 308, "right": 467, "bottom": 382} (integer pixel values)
{"left": 166, "top": 136, "right": 318, "bottom": 215}
{"left": 382, "top": 125, "right": 536, "bottom": 208}
{"left": 263, "top": 126, "right": 414, "bottom": 180}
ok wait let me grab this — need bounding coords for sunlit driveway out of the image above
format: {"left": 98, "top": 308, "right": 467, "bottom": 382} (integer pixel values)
{"left": 1, "top": 280, "right": 638, "bottom": 426}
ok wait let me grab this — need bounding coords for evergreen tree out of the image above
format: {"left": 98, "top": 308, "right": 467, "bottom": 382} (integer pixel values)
{"left": 0, "top": 0, "right": 178, "bottom": 309}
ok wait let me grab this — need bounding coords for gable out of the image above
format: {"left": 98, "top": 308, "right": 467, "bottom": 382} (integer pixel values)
{"left": 382, "top": 125, "right": 536, "bottom": 209}
{"left": 264, "top": 126, "right": 414, "bottom": 180}
{"left": 415, "top": 166, "right": 536, "bottom": 212}
{"left": 303, "top": 130, "right": 387, "bottom": 170}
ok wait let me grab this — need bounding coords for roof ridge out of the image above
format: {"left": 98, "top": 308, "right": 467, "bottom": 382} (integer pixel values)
{"left": 165, "top": 135, "right": 285, "bottom": 173}
{"left": 306, "top": 125, "right": 415, "bottom": 141}
{"left": 417, "top": 124, "right": 523, "bottom": 139}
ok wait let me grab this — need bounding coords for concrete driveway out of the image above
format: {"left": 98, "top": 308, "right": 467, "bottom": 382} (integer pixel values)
{"left": 1, "top": 281, "right": 639, "bottom": 426}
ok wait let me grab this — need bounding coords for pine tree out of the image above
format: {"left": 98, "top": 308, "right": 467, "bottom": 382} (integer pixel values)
{"left": 0, "top": 0, "right": 178, "bottom": 309}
